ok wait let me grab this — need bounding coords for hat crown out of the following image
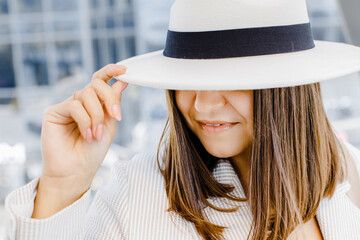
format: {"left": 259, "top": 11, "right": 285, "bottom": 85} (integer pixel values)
{"left": 169, "top": 0, "right": 310, "bottom": 32}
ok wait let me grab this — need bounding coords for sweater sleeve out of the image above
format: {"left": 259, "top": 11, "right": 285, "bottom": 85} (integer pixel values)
{"left": 4, "top": 159, "right": 129, "bottom": 240}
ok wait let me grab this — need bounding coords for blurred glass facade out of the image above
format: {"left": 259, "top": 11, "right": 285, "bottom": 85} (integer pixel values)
{"left": 307, "top": 0, "right": 360, "bottom": 148}
{"left": 0, "top": 0, "right": 140, "bottom": 148}
{"left": 0, "top": 0, "right": 360, "bottom": 235}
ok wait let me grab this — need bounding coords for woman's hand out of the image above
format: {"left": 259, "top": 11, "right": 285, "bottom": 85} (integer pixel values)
{"left": 32, "top": 64, "right": 128, "bottom": 218}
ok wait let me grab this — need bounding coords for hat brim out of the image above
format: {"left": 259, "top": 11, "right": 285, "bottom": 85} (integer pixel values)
{"left": 114, "top": 40, "right": 360, "bottom": 90}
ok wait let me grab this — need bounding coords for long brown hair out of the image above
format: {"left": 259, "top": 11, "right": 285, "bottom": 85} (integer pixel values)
{"left": 156, "top": 83, "right": 346, "bottom": 240}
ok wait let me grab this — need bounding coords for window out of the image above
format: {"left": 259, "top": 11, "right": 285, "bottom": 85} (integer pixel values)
{"left": 22, "top": 43, "right": 48, "bottom": 86}
{"left": 53, "top": 19, "right": 80, "bottom": 32}
{"left": 0, "top": 22, "right": 10, "bottom": 35}
{"left": 18, "top": 19, "right": 43, "bottom": 34}
{"left": 124, "top": 36, "right": 136, "bottom": 58}
{"left": 55, "top": 41, "right": 82, "bottom": 80}
{"left": 52, "top": 0, "right": 78, "bottom": 12}
{"left": 0, "top": 0, "right": 8, "bottom": 14}
{"left": 0, "top": 44, "right": 15, "bottom": 88}
{"left": 18, "top": 0, "right": 42, "bottom": 13}
{"left": 307, "top": 0, "right": 360, "bottom": 148}
{"left": 90, "top": 0, "right": 99, "bottom": 9}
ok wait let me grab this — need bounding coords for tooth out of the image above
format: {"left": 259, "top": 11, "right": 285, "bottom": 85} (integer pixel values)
{"left": 206, "top": 124, "right": 221, "bottom": 126}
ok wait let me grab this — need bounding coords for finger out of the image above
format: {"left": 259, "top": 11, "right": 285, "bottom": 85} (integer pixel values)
{"left": 92, "top": 64, "right": 127, "bottom": 83}
{"left": 76, "top": 88, "right": 105, "bottom": 140}
{"left": 111, "top": 80, "right": 129, "bottom": 97}
{"left": 91, "top": 79, "right": 122, "bottom": 121}
{"left": 50, "top": 100, "right": 93, "bottom": 143}
{"left": 110, "top": 81, "right": 128, "bottom": 122}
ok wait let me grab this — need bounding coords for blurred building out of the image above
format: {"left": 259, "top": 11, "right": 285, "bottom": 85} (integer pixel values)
{"left": 0, "top": 0, "right": 139, "bottom": 148}
{"left": 307, "top": 0, "right": 360, "bottom": 147}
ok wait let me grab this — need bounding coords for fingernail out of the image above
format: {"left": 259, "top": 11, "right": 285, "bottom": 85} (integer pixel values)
{"left": 121, "top": 83, "right": 128, "bottom": 93}
{"left": 112, "top": 104, "right": 122, "bottom": 121}
{"left": 117, "top": 65, "right": 127, "bottom": 71}
{"left": 86, "top": 128, "right": 93, "bottom": 143}
{"left": 96, "top": 124, "right": 104, "bottom": 140}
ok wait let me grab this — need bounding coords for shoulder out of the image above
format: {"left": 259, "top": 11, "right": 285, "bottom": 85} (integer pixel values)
{"left": 341, "top": 141, "right": 360, "bottom": 208}
{"left": 344, "top": 141, "right": 360, "bottom": 160}
{"left": 112, "top": 149, "right": 162, "bottom": 175}
{"left": 342, "top": 141, "right": 360, "bottom": 176}
{"left": 97, "top": 149, "right": 164, "bottom": 200}
{"left": 110, "top": 149, "right": 164, "bottom": 188}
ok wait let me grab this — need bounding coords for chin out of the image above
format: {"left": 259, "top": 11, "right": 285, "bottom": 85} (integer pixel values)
{"left": 202, "top": 144, "right": 240, "bottom": 159}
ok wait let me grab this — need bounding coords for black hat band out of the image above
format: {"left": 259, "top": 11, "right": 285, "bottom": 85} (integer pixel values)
{"left": 163, "top": 22, "right": 315, "bottom": 59}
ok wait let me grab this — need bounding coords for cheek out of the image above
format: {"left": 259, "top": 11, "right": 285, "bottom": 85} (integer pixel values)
{"left": 175, "top": 91, "right": 194, "bottom": 119}
{"left": 229, "top": 91, "right": 254, "bottom": 127}
{"left": 238, "top": 94, "right": 254, "bottom": 141}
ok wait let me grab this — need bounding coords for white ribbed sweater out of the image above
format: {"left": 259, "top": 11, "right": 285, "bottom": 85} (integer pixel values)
{"left": 4, "top": 142, "right": 360, "bottom": 240}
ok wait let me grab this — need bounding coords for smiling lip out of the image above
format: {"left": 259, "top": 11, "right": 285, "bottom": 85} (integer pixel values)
{"left": 197, "top": 120, "right": 239, "bottom": 134}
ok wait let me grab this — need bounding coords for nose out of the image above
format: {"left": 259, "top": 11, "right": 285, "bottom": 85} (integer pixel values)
{"left": 194, "top": 91, "right": 226, "bottom": 113}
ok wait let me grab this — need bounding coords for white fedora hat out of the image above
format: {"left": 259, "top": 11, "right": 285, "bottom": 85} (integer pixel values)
{"left": 115, "top": 0, "right": 360, "bottom": 90}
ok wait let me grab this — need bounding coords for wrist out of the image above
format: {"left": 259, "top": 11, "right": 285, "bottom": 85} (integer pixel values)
{"left": 31, "top": 175, "right": 92, "bottom": 219}
{"left": 38, "top": 174, "right": 92, "bottom": 199}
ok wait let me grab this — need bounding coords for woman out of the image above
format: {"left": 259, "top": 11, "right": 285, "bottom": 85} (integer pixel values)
{"left": 5, "top": 0, "right": 360, "bottom": 239}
